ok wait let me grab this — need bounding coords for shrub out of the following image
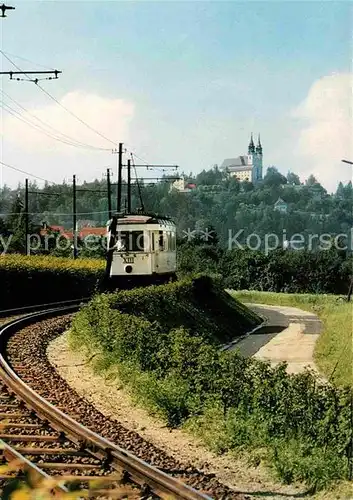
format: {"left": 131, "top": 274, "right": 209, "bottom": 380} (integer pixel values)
{"left": 0, "top": 255, "right": 104, "bottom": 309}
{"left": 70, "top": 276, "right": 352, "bottom": 490}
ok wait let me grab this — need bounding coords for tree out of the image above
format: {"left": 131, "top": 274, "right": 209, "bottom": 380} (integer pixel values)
{"left": 224, "top": 176, "right": 240, "bottom": 194}
{"left": 305, "top": 174, "right": 318, "bottom": 187}
{"left": 336, "top": 182, "right": 345, "bottom": 198}
{"left": 287, "top": 171, "right": 300, "bottom": 185}
{"left": 0, "top": 216, "right": 7, "bottom": 233}
{"left": 196, "top": 165, "right": 224, "bottom": 186}
{"left": 242, "top": 180, "right": 254, "bottom": 192}
{"left": 264, "top": 167, "right": 287, "bottom": 187}
{"left": 6, "top": 195, "right": 40, "bottom": 254}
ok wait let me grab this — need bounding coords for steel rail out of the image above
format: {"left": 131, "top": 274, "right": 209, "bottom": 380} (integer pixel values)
{"left": 0, "top": 297, "right": 90, "bottom": 317}
{"left": 0, "top": 305, "right": 213, "bottom": 500}
{"left": 0, "top": 439, "right": 69, "bottom": 494}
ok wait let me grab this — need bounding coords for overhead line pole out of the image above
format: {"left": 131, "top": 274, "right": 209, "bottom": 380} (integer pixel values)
{"left": 341, "top": 159, "right": 353, "bottom": 301}
{"left": 127, "top": 159, "right": 131, "bottom": 213}
{"left": 0, "top": 4, "right": 15, "bottom": 17}
{"left": 24, "top": 178, "right": 29, "bottom": 255}
{"left": 107, "top": 168, "right": 112, "bottom": 219}
{"left": 0, "top": 70, "right": 61, "bottom": 81}
{"left": 117, "top": 143, "right": 123, "bottom": 212}
{"left": 1, "top": 6, "right": 62, "bottom": 82}
{"left": 73, "top": 174, "right": 77, "bottom": 259}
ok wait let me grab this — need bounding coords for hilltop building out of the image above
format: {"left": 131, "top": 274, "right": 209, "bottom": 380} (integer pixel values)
{"left": 274, "top": 197, "right": 288, "bottom": 213}
{"left": 170, "top": 178, "right": 197, "bottom": 193}
{"left": 221, "top": 135, "right": 263, "bottom": 183}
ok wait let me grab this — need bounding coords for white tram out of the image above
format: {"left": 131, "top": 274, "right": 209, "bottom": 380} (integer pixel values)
{"left": 105, "top": 213, "right": 177, "bottom": 285}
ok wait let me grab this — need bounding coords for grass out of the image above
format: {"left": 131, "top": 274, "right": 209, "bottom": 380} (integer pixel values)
{"left": 313, "top": 481, "right": 353, "bottom": 500}
{"left": 230, "top": 290, "right": 353, "bottom": 387}
{"left": 71, "top": 283, "right": 352, "bottom": 494}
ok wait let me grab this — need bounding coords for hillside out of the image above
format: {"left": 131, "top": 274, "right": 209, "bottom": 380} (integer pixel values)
{"left": 1, "top": 166, "right": 352, "bottom": 253}
{"left": 81, "top": 276, "right": 261, "bottom": 346}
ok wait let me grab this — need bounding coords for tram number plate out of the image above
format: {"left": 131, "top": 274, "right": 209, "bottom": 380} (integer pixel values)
{"left": 122, "top": 256, "right": 134, "bottom": 264}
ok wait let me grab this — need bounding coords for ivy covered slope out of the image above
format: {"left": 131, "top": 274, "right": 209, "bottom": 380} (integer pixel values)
{"left": 71, "top": 275, "right": 352, "bottom": 491}
{"left": 0, "top": 255, "right": 104, "bottom": 309}
{"left": 73, "top": 275, "right": 261, "bottom": 347}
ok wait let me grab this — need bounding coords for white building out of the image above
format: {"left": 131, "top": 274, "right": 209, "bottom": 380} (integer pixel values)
{"left": 221, "top": 135, "right": 263, "bottom": 183}
{"left": 170, "top": 178, "right": 197, "bottom": 193}
{"left": 274, "top": 197, "right": 288, "bottom": 213}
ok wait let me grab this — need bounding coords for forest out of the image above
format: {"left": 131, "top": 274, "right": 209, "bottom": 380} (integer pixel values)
{"left": 1, "top": 165, "right": 352, "bottom": 248}
{"left": 1, "top": 165, "right": 352, "bottom": 295}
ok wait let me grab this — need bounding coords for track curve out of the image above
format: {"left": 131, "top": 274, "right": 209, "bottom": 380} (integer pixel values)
{"left": 0, "top": 304, "right": 214, "bottom": 499}
{"left": 0, "top": 304, "right": 248, "bottom": 499}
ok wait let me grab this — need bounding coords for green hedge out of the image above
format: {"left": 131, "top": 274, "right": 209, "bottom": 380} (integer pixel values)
{"left": 79, "top": 275, "right": 261, "bottom": 345}
{"left": 178, "top": 245, "right": 352, "bottom": 295}
{"left": 0, "top": 255, "right": 104, "bottom": 310}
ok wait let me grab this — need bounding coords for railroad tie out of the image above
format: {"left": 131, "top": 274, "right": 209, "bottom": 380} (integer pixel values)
{"left": 0, "top": 434, "right": 60, "bottom": 442}
{"left": 34, "top": 463, "right": 102, "bottom": 470}
{"left": 14, "top": 447, "right": 88, "bottom": 456}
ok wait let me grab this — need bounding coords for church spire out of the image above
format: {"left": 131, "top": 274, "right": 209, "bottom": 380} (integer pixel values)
{"left": 248, "top": 133, "right": 255, "bottom": 154}
{"left": 256, "top": 133, "right": 262, "bottom": 155}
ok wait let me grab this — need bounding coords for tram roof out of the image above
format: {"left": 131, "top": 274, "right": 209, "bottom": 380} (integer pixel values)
{"left": 112, "top": 212, "right": 175, "bottom": 226}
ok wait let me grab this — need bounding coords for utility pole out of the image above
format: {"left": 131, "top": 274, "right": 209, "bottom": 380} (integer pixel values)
{"left": 24, "top": 178, "right": 29, "bottom": 255}
{"left": 1, "top": 3, "right": 62, "bottom": 82}
{"left": 0, "top": 70, "right": 62, "bottom": 83}
{"left": 127, "top": 159, "right": 131, "bottom": 213}
{"left": 107, "top": 168, "right": 112, "bottom": 219}
{"left": 117, "top": 143, "right": 123, "bottom": 212}
{"left": 0, "top": 4, "right": 15, "bottom": 17}
{"left": 341, "top": 159, "right": 353, "bottom": 301}
{"left": 72, "top": 174, "right": 78, "bottom": 259}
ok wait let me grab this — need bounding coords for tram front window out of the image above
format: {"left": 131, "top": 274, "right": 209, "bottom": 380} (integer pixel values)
{"left": 115, "top": 231, "right": 144, "bottom": 251}
{"left": 116, "top": 232, "right": 127, "bottom": 252}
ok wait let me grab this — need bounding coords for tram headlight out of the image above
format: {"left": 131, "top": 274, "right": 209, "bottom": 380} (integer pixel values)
{"left": 125, "top": 265, "right": 133, "bottom": 274}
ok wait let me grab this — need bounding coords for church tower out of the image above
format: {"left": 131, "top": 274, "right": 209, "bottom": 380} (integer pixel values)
{"left": 247, "top": 134, "right": 255, "bottom": 179}
{"left": 248, "top": 134, "right": 255, "bottom": 155}
{"left": 253, "top": 134, "right": 263, "bottom": 182}
{"left": 220, "top": 133, "right": 263, "bottom": 183}
{"left": 246, "top": 134, "right": 263, "bottom": 183}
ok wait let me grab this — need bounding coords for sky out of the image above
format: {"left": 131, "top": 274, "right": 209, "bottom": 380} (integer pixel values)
{"left": 0, "top": 0, "right": 352, "bottom": 192}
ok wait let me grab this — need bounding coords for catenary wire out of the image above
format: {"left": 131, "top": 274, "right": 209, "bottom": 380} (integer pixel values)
{"left": 0, "top": 99, "right": 111, "bottom": 152}
{"left": 0, "top": 89, "right": 111, "bottom": 151}
{"left": 0, "top": 50, "right": 57, "bottom": 71}
{"left": 0, "top": 159, "right": 56, "bottom": 184}
{"left": 0, "top": 54, "right": 161, "bottom": 171}
{"left": 0, "top": 50, "right": 117, "bottom": 147}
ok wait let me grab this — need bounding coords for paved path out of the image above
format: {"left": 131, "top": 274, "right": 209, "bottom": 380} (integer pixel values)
{"left": 235, "top": 304, "right": 323, "bottom": 375}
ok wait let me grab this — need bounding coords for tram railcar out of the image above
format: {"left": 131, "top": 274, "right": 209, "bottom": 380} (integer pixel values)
{"left": 105, "top": 213, "right": 177, "bottom": 287}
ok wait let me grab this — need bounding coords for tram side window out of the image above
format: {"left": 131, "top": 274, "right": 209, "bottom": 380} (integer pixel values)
{"left": 158, "top": 231, "right": 164, "bottom": 251}
{"left": 171, "top": 232, "right": 176, "bottom": 250}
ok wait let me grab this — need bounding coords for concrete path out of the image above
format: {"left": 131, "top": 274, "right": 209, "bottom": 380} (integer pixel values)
{"left": 235, "top": 304, "right": 323, "bottom": 375}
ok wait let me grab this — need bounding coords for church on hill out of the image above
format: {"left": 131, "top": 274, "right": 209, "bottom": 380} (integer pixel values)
{"left": 221, "top": 134, "right": 263, "bottom": 184}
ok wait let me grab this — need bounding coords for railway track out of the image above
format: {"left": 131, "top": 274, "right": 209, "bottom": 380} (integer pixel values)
{"left": 0, "top": 305, "right": 214, "bottom": 499}
{"left": 0, "top": 304, "right": 246, "bottom": 499}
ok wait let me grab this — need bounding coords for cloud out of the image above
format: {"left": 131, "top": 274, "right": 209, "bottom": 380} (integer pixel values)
{"left": 292, "top": 73, "right": 353, "bottom": 191}
{"left": 0, "top": 91, "right": 135, "bottom": 153}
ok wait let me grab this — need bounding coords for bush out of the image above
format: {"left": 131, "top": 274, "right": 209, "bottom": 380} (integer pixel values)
{"left": 177, "top": 243, "right": 352, "bottom": 295}
{"left": 0, "top": 254, "right": 104, "bottom": 309}
{"left": 70, "top": 277, "right": 352, "bottom": 490}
